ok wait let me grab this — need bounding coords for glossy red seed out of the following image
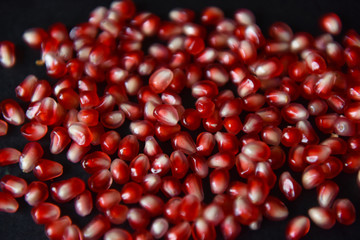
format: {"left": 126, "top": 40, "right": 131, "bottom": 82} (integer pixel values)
{"left": 50, "top": 177, "right": 85, "bottom": 203}
{"left": 82, "top": 151, "right": 111, "bottom": 174}
{"left": 242, "top": 140, "right": 271, "bottom": 162}
{"left": 320, "top": 13, "right": 342, "bottom": 35}
{"left": 303, "top": 144, "right": 331, "bottom": 165}
{"left": 74, "top": 190, "right": 93, "bottom": 217}
{"left": 281, "top": 127, "right": 302, "bottom": 147}
{"left": 220, "top": 215, "right": 241, "bottom": 240}
{"left": 45, "top": 215, "right": 71, "bottom": 240}
{"left": 31, "top": 202, "right": 60, "bottom": 224}
{"left": 1, "top": 99, "right": 25, "bottom": 126}
{"left": 263, "top": 196, "right": 288, "bottom": 221}
{"left": 118, "top": 135, "right": 139, "bottom": 161}
{"left": 82, "top": 215, "right": 111, "bottom": 240}
{"left": 0, "top": 120, "right": 8, "bottom": 136}
{"left": 210, "top": 168, "right": 230, "bottom": 194}
{"left": 63, "top": 225, "right": 82, "bottom": 240}
{"left": 166, "top": 221, "right": 191, "bottom": 240}
{"left": 320, "top": 156, "right": 343, "bottom": 179}
{"left": 33, "top": 159, "right": 63, "bottom": 181}
{"left": 50, "top": 127, "right": 71, "bottom": 154}
{"left": 317, "top": 180, "right": 339, "bottom": 208}
{"left": 25, "top": 181, "right": 48, "bottom": 206}
{"left": 130, "top": 154, "right": 150, "bottom": 182}
{"left": 247, "top": 176, "right": 269, "bottom": 205}
{"left": 285, "top": 216, "right": 310, "bottom": 240}
{"left": 233, "top": 196, "right": 260, "bottom": 226}
{"left": 333, "top": 198, "right": 356, "bottom": 225}
{"left": 279, "top": 171, "right": 302, "bottom": 201}
{"left": 0, "top": 175, "right": 27, "bottom": 198}
{"left": 88, "top": 169, "right": 113, "bottom": 193}
{"left": 308, "top": 207, "right": 336, "bottom": 229}
{"left": 302, "top": 164, "right": 325, "bottom": 189}
{"left": 0, "top": 147, "right": 21, "bottom": 167}
{"left": 67, "top": 142, "right": 90, "bottom": 164}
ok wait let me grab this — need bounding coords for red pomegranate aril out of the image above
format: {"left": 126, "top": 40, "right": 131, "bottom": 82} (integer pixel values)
{"left": 233, "top": 196, "right": 261, "bottom": 226}
{"left": 20, "top": 120, "right": 47, "bottom": 141}
{"left": 33, "top": 159, "right": 63, "bottom": 181}
{"left": 50, "top": 127, "right": 71, "bottom": 155}
{"left": 22, "top": 28, "right": 48, "bottom": 49}
{"left": 83, "top": 215, "right": 111, "bottom": 240}
{"left": 317, "top": 180, "right": 339, "bottom": 208}
{"left": 308, "top": 207, "right": 336, "bottom": 229}
{"left": 88, "top": 169, "right": 113, "bottom": 193}
{"left": 127, "top": 208, "right": 150, "bottom": 230}
{"left": 153, "top": 104, "right": 179, "bottom": 126}
{"left": 0, "top": 120, "right": 8, "bottom": 136}
{"left": 215, "top": 131, "right": 239, "bottom": 154}
{"left": 31, "top": 202, "right": 61, "bottom": 225}
{"left": 0, "top": 175, "right": 27, "bottom": 198}
{"left": 117, "top": 134, "right": 139, "bottom": 161}
{"left": 0, "top": 41, "right": 15, "bottom": 68}
{"left": 255, "top": 161, "right": 277, "bottom": 189}
{"left": 279, "top": 171, "right": 302, "bottom": 201}
{"left": 100, "top": 131, "right": 120, "bottom": 155}
{"left": 320, "top": 156, "right": 343, "bottom": 179}
{"left": 320, "top": 12, "right": 342, "bottom": 35}
{"left": 267, "top": 146, "right": 286, "bottom": 170}
{"left": 67, "top": 142, "right": 90, "bottom": 163}
{"left": 296, "top": 120, "right": 320, "bottom": 145}
{"left": 308, "top": 98, "right": 328, "bottom": 116}
{"left": 121, "top": 181, "right": 143, "bottom": 204}
{"left": 220, "top": 215, "right": 241, "bottom": 240}
{"left": 63, "top": 225, "right": 82, "bottom": 240}
{"left": 208, "top": 152, "right": 235, "bottom": 169}
{"left": 334, "top": 116, "right": 356, "bottom": 136}
{"left": 195, "top": 132, "right": 215, "bottom": 157}
{"left": 210, "top": 168, "right": 230, "bottom": 195}
{"left": 302, "top": 164, "right": 325, "bottom": 189}
{"left": 166, "top": 221, "right": 191, "bottom": 240}
{"left": 19, "top": 142, "right": 43, "bottom": 173}
{"left": 82, "top": 151, "right": 111, "bottom": 174}
{"left": 15, "top": 75, "right": 38, "bottom": 102}
{"left": 129, "top": 154, "right": 150, "bottom": 182}
{"left": 247, "top": 176, "right": 270, "bottom": 205}
{"left": 285, "top": 216, "right": 310, "bottom": 240}
{"left": 100, "top": 110, "right": 125, "bottom": 129}
{"left": 321, "top": 137, "right": 347, "bottom": 155}
{"left": 57, "top": 88, "right": 80, "bottom": 110}
{"left": 171, "top": 131, "right": 196, "bottom": 155}
{"left": 1, "top": 99, "right": 25, "bottom": 126}
{"left": 303, "top": 144, "right": 331, "bottom": 165}
{"left": 74, "top": 190, "right": 93, "bottom": 217}
{"left": 327, "top": 92, "right": 348, "bottom": 114}
{"left": 333, "top": 198, "right": 356, "bottom": 225}
{"left": 68, "top": 122, "right": 93, "bottom": 147}
{"left": 242, "top": 113, "right": 263, "bottom": 134}
{"left": 50, "top": 177, "right": 85, "bottom": 203}
{"left": 77, "top": 109, "right": 99, "bottom": 127}
{"left": 25, "top": 181, "right": 48, "bottom": 206}
{"left": 191, "top": 218, "right": 216, "bottom": 240}
{"left": 242, "top": 140, "right": 271, "bottom": 162}
{"left": 150, "top": 218, "right": 168, "bottom": 239}
{"left": 195, "top": 48, "right": 216, "bottom": 65}
{"left": 96, "top": 189, "right": 121, "bottom": 212}
{"left": 235, "top": 153, "right": 256, "bottom": 178}
{"left": 222, "top": 116, "right": 242, "bottom": 135}
{"left": 260, "top": 126, "right": 281, "bottom": 146}
{"left": 348, "top": 136, "right": 360, "bottom": 152}
{"left": 263, "top": 196, "right": 288, "bottom": 221}
{"left": 0, "top": 147, "right": 20, "bottom": 167}
{"left": 105, "top": 204, "right": 128, "bottom": 225}
{"left": 44, "top": 215, "right": 71, "bottom": 240}
{"left": 343, "top": 152, "right": 360, "bottom": 173}
{"left": 129, "top": 120, "right": 155, "bottom": 141}
{"left": 202, "top": 202, "right": 225, "bottom": 226}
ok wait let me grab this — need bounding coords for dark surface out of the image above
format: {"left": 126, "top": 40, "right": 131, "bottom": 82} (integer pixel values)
{"left": 0, "top": 0, "right": 360, "bottom": 239}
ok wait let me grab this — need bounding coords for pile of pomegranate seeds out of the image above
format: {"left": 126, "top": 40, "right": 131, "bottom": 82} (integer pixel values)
{"left": 1, "top": 0, "right": 360, "bottom": 239}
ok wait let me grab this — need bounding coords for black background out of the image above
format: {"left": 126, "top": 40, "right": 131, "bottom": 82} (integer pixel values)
{"left": 1, "top": 0, "right": 360, "bottom": 239}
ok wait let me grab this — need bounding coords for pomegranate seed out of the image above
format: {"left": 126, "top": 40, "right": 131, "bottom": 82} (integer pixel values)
{"left": 183, "top": 174, "right": 204, "bottom": 201}
{"left": 0, "top": 120, "right": 8, "bottom": 136}
{"left": 279, "top": 171, "right": 302, "bottom": 201}
{"left": 96, "top": 189, "right": 121, "bottom": 212}
{"left": 129, "top": 154, "right": 150, "bottom": 182}
{"left": 0, "top": 41, "right": 16, "bottom": 68}
{"left": 233, "top": 196, "right": 261, "bottom": 226}
{"left": 242, "top": 140, "right": 271, "bottom": 162}
{"left": 235, "top": 153, "right": 256, "bottom": 178}
{"left": 263, "top": 196, "right": 288, "bottom": 221}
{"left": 302, "top": 164, "right": 325, "bottom": 190}
{"left": 63, "top": 225, "right": 82, "bottom": 240}
{"left": 320, "top": 156, "right": 343, "bottom": 179}
{"left": 82, "top": 151, "right": 111, "bottom": 174}
{"left": 31, "top": 202, "right": 60, "bottom": 224}
{"left": 303, "top": 144, "right": 331, "bottom": 164}
{"left": 320, "top": 13, "right": 342, "bottom": 35}
{"left": 317, "top": 180, "right": 339, "bottom": 208}
{"left": 308, "top": 207, "right": 336, "bottom": 229}
{"left": 333, "top": 198, "right": 356, "bottom": 225}
{"left": 220, "top": 215, "right": 241, "bottom": 240}
{"left": 0, "top": 147, "right": 21, "bottom": 167}
{"left": 74, "top": 190, "right": 93, "bottom": 217}
{"left": 1, "top": 99, "right": 25, "bottom": 126}
{"left": 285, "top": 216, "right": 310, "bottom": 240}
{"left": 0, "top": 175, "right": 27, "bottom": 198}
{"left": 33, "top": 159, "right": 63, "bottom": 181}
{"left": 25, "top": 181, "right": 48, "bottom": 206}
{"left": 50, "top": 127, "right": 71, "bottom": 154}
{"left": 127, "top": 207, "right": 150, "bottom": 230}
{"left": 210, "top": 168, "right": 230, "bottom": 194}
{"left": 118, "top": 134, "right": 139, "bottom": 161}
{"left": 191, "top": 218, "right": 216, "bottom": 240}
{"left": 208, "top": 152, "right": 235, "bottom": 169}
{"left": 88, "top": 169, "right": 113, "bottom": 193}
{"left": 45, "top": 216, "right": 71, "bottom": 240}
{"left": 50, "top": 177, "right": 85, "bottom": 203}
{"left": 247, "top": 176, "right": 270, "bottom": 205}
{"left": 82, "top": 215, "right": 111, "bottom": 240}
{"left": 166, "top": 221, "right": 191, "bottom": 240}
{"left": 0, "top": 192, "right": 18, "bottom": 213}
{"left": 67, "top": 142, "right": 90, "bottom": 163}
